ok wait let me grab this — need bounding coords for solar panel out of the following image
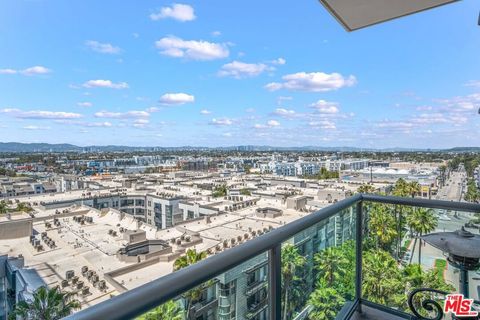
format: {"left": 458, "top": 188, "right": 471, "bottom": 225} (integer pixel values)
{"left": 318, "top": 0, "right": 460, "bottom": 31}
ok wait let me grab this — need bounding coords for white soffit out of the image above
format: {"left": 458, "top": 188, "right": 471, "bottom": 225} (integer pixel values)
{"left": 318, "top": 0, "right": 460, "bottom": 31}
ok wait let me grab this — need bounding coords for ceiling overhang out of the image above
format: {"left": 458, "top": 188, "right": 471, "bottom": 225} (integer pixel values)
{"left": 318, "top": 0, "right": 461, "bottom": 31}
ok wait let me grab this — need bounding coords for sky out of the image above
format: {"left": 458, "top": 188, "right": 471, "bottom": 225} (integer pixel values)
{"left": 0, "top": 0, "right": 479, "bottom": 149}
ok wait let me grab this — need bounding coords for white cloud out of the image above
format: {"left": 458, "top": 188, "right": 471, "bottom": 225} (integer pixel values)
{"left": 85, "top": 40, "right": 121, "bottom": 54}
{"left": 465, "top": 80, "right": 480, "bottom": 88}
{"left": 0, "top": 66, "right": 52, "bottom": 76}
{"left": 222, "top": 132, "right": 232, "bottom": 137}
{"left": 23, "top": 125, "right": 51, "bottom": 130}
{"left": 210, "top": 118, "right": 233, "bottom": 126}
{"left": 273, "top": 108, "right": 296, "bottom": 118}
{"left": 83, "top": 79, "right": 129, "bottom": 89}
{"left": 310, "top": 100, "right": 339, "bottom": 114}
{"left": 133, "top": 119, "right": 150, "bottom": 128}
{"left": 254, "top": 120, "right": 281, "bottom": 129}
{"left": 150, "top": 4, "right": 196, "bottom": 22}
{"left": 1, "top": 108, "right": 82, "bottom": 119}
{"left": 265, "top": 72, "right": 356, "bottom": 92}
{"left": 218, "top": 61, "right": 270, "bottom": 79}
{"left": 267, "top": 120, "right": 280, "bottom": 127}
{"left": 200, "top": 109, "right": 211, "bottom": 115}
{"left": 211, "top": 31, "right": 222, "bottom": 37}
{"left": 308, "top": 120, "right": 336, "bottom": 130}
{"left": 159, "top": 92, "right": 195, "bottom": 105}
{"left": 82, "top": 122, "right": 113, "bottom": 128}
{"left": 155, "top": 36, "right": 229, "bottom": 60}
{"left": 0, "top": 69, "right": 17, "bottom": 74}
{"left": 22, "top": 66, "right": 52, "bottom": 75}
{"left": 77, "top": 102, "right": 93, "bottom": 108}
{"left": 94, "top": 110, "right": 150, "bottom": 118}
{"left": 22, "top": 66, "right": 51, "bottom": 76}
{"left": 271, "top": 58, "right": 286, "bottom": 65}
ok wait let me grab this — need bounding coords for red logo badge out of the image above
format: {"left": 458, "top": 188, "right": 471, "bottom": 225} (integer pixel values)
{"left": 444, "top": 294, "right": 478, "bottom": 317}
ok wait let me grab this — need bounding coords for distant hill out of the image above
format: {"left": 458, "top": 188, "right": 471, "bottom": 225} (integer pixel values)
{"left": 0, "top": 142, "right": 478, "bottom": 153}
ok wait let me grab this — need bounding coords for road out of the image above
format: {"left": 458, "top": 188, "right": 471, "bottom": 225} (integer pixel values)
{"left": 435, "top": 170, "right": 467, "bottom": 201}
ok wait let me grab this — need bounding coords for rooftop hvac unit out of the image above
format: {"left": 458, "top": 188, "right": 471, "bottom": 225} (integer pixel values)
{"left": 65, "top": 270, "right": 75, "bottom": 280}
{"left": 81, "top": 266, "right": 89, "bottom": 275}
{"left": 77, "top": 281, "right": 84, "bottom": 289}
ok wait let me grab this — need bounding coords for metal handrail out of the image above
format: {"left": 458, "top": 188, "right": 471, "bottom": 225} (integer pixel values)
{"left": 64, "top": 194, "right": 480, "bottom": 320}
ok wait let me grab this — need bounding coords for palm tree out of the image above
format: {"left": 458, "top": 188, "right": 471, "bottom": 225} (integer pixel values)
{"left": 362, "top": 250, "right": 404, "bottom": 306}
{"left": 314, "top": 246, "right": 349, "bottom": 287}
{"left": 407, "top": 208, "right": 437, "bottom": 265}
{"left": 308, "top": 280, "right": 345, "bottom": 320}
{"left": 357, "top": 184, "right": 376, "bottom": 194}
{"left": 392, "top": 178, "right": 409, "bottom": 197}
{"left": 368, "top": 204, "right": 397, "bottom": 251}
{"left": 407, "top": 181, "right": 421, "bottom": 198}
{"left": 172, "top": 249, "right": 208, "bottom": 318}
{"left": 10, "top": 286, "right": 80, "bottom": 320}
{"left": 137, "top": 300, "right": 183, "bottom": 320}
{"left": 173, "top": 248, "right": 207, "bottom": 271}
{"left": 281, "top": 244, "right": 306, "bottom": 320}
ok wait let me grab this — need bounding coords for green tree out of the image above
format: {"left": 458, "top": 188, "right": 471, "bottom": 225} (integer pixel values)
{"left": 16, "top": 202, "right": 33, "bottom": 213}
{"left": 362, "top": 250, "right": 404, "bottom": 306}
{"left": 0, "top": 201, "right": 8, "bottom": 214}
{"left": 392, "top": 178, "right": 409, "bottom": 197}
{"left": 368, "top": 204, "right": 398, "bottom": 251}
{"left": 357, "top": 184, "right": 376, "bottom": 194}
{"left": 173, "top": 249, "right": 207, "bottom": 271}
{"left": 281, "top": 244, "right": 306, "bottom": 320}
{"left": 308, "top": 280, "right": 345, "bottom": 320}
{"left": 173, "top": 249, "right": 208, "bottom": 318}
{"left": 10, "top": 286, "right": 80, "bottom": 320}
{"left": 240, "top": 188, "right": 251, "bottom": 196}
{"left": 137, "top": 300, "right": 183, "bottom": 320}
{"left": 212, "top": 184, "right": 228, "bottom": 198}
{"left": 407, "top": 181, "right": 421, "bottom": 198}
{"left": 407, "top": 208, "right": 437, "bottom": 265}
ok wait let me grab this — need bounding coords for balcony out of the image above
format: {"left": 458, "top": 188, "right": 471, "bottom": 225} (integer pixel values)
{"left": 66, "top": 194, "right": 480, "bottom": 320}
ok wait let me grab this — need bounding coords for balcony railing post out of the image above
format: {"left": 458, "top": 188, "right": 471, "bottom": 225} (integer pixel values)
{"left": 355, "top": 200, "right": 363, "bottom": 313}
{"left": 268, "top": 245, "right": 282, "bottom": 320}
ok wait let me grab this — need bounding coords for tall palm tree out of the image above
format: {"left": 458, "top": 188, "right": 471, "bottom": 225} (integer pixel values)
{"left": 407, "top": 181, "right": 421, "bottom": 198}
{"left": 314, "top": 246, "right": 349, "bottom": 287}
{"left": 281, "top": 244, "right": 306, "bottom": 320}
{"left": 173, "top": 248, "right": 207, "bottom": 271}
{"left": 308, "top": 280, "right": 345, "bottom": 320}
{"left": 137, "top": 300, "right": 183, "bottom": 320}
{"left": 362, "top": 250, "right": 404, "bottom": 306}
{"left": 407, "top": 208, "right": 437, "bottom": 265}
{"left": 172, "top": 249, "right": 208, "bottom": 318}
{"left": 368, "top": 204, "right": 398, "bottom": 251}
{"left": 10, "top": 286, "right": 80, "bottom": 320}
{"left": 392, "top": 178, "right": 409, "bottom": 197}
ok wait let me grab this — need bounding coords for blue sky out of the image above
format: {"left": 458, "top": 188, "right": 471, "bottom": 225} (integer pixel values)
{"left": 0, "top": 0, "right": 479, "bottom": 148}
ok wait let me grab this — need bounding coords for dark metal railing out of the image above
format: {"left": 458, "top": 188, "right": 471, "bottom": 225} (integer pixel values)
{"left": 65, "top": 194, "right": 480, "bottom": 320}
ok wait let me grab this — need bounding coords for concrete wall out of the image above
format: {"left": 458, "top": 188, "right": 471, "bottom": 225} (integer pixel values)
{"left": 0, "top": 219, "right": 32, "bottom": 240}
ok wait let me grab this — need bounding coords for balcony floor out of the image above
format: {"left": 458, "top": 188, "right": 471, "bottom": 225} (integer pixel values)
{"left": 350, "top": 305, "right": 409, "bottom": 320}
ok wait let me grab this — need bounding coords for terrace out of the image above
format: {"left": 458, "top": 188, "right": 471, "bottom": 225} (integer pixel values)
{"left": 66, "top": 194, "right": 480, "bottom": 320}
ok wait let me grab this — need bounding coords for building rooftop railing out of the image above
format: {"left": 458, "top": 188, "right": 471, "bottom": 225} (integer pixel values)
{"left": 65, "top": 194, "right": 480, "bottom": 320}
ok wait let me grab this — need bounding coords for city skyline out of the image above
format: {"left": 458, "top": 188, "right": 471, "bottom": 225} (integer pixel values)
{"left": 1, "top": 0, "right": 479, "bottom": 148}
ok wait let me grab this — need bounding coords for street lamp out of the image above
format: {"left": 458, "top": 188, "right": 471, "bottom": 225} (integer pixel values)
{"left": 422, "top": 227, "right": 480, "bottom": 297}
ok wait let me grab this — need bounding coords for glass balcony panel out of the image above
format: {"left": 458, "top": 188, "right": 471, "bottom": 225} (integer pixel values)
{"left": 362, "top": 202, "right": 480, "bottom": 318}
{"left": 280, "top": 204, "right": 357, "bottom": 320}
{"left": 136, "top": 251, "right": 269, "bottom": 320}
